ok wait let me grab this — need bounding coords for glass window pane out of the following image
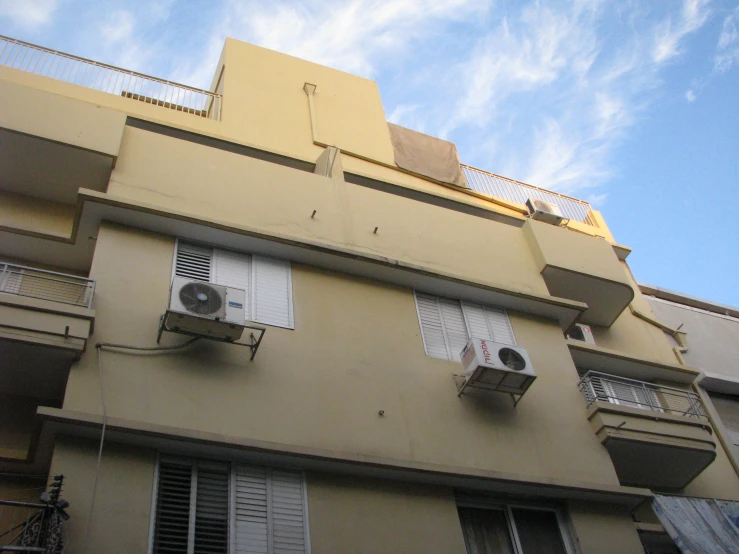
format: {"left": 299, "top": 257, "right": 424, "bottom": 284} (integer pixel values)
{"left": 511, "top": 508, "right": 567, "bottom": 554}
{"left": 458, "top": 507, "right": 515, "bottom": 554}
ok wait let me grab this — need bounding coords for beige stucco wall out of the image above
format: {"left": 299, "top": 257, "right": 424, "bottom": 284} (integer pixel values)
{"left": 108, "top": 126, "right": 549, "bottom": 296}
{"left": 306, "top": 473, "right": 466, "bottom": 554}
{"left": 568, "top": 501, "right": 646, "bottom": 554}
{"left": 0, "top": 79, "right": 126, "bottom": 157}
{"left": 48, "top": 436, "right": 156, "bottom": 554}
{"left": 0, "top": 191, "right": 75, "bottom": 239}
{"left": 62, "top": 222, "right": 620, "bottom": 488}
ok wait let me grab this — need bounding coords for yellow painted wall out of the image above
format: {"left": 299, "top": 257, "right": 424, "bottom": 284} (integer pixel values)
{"left": 306, "top": 473, "right": 466, "bottom": 554}
{"left": 0, "top": 191, "right": 75, "bottom": 239}
{"left": 108, "top": 126, "right": 549, "bottom": 296}
{"left": 62, "top": 222, "right": 620, "bottom": 488}
{"left": 48, "top": 436, "right": 156, "bottom": 554}
{"left": 568, "top": 501, "right": 646, "bottom": 554}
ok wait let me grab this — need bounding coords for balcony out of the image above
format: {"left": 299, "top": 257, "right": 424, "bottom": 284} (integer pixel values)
{"left": 0, "top": 35, "right": 221, "bottom": 120}
{"left": 579, "top": 371, "right": 716, "bottom": 489}
{"left": 523, "top": 218, "right": 633, "bottom": 326}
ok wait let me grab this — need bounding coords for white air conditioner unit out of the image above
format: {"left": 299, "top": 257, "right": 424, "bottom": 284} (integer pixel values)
{"left": 526, "top": 197, "right": 566, "bottom": 226}
{"left": 459, "top": 338, "right": 536, "bottom": 395}
{"left": 567, "top": 323, "right": 596, "bottom": 344}
{"left": 165, "top": 276, "right": 246, "bottom": 341}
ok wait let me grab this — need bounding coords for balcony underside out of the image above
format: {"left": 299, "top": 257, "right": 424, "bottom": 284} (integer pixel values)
{"left": 588, "top": 402, "right": 716, "bottom": 489}
{"left": 542, "top": 266, "right": 634, "bottom": 327}
{"left": 0, "top": 128, "right": 113, "bottom": 204}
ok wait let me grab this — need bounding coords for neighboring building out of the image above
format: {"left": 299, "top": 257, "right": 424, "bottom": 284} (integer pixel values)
{"left": 0, "top": 33, "right": 737, "bottom": 553}
{"left": 642, "top": 284, "right": 739, "bottom": 464}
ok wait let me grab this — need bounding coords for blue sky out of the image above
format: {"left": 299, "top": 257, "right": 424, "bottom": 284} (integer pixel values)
{"left": 1, "top": 0, "right": 738, "bottom": 306}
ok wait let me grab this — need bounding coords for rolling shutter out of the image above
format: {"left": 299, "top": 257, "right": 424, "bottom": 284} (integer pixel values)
{"left": 175, "top": 242, "right": 213, "bottom": 282}
{"left": 233, "top": 466, "right": 308, "bottom": 554}
{"left": 252, "top": 255, "right": 294, "bottom": 329}
{"left": 153, "top": 459, "right": 193, "bottom": 554}
{"left": 213, "top": 249, "right": 251, "bottom": 320}
{"left": 461, "top": 302, "right": 516, "bottom": 345}
{"left": 414, "top": 292, "right": 469, "bottom": 361}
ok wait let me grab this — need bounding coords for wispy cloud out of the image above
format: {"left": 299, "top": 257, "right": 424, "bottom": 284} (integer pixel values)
{"left": 714, "top": 5, "right": 739, "bottom": 73}
{"left": 652, "top": 0, "right": 711, "bottom": 63}
{"left": 0, "top": 0, "right": 57, "bottom": 27}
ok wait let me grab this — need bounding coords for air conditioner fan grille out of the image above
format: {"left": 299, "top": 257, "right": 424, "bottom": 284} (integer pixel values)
{"left": 179, "top": 282, "right": 223, "bottom": 315}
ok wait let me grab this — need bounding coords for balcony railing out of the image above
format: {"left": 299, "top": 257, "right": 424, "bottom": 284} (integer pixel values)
{"left": 0, "top": 35, "right": 221, "bottom": 120}
{"left": 578, "top": 371, "right": 707, "bottom": 419}
{"left": 0, "top": 263, "right": 95, "bottom": 309}
{"left": 461, "top": 164, "right": 595, "bottom": 225}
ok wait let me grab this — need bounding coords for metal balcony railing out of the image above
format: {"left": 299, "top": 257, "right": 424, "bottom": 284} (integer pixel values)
{"left": 0, "top": 475, "right": 68, "bottom": 553}
{"left": 578, "top": 371, "right": 707, "bottom": 419}
{"left": 461, "top": 164, "right": 595, "bottom": 225}
{"left": 0, "top": 35, "right": 221, "bottom": 120}
{"left": 0, "top": 263, "right": 95, "bottom": 309}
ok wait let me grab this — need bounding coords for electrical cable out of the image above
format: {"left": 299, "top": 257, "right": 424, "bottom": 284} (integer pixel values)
{"left": 81, "top": 337, "right": 199, "bottom": 554}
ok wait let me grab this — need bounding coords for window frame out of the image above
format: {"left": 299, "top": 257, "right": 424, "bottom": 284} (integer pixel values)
{"left": 456, "top": 497, "right": 579, "bottom": 554}
{"left": 413, "top": 291, "right": 517, "bottom": 362}
{"left": 172, "top": 238, "right": 295, "bottom": 330}
{"left": 148, "top": 453, "right": 312, "bottom": 554}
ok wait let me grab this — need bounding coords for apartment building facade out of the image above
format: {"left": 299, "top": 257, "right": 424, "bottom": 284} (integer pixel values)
{"left": 0, "top": 34, "right": 738, "bottom": 553}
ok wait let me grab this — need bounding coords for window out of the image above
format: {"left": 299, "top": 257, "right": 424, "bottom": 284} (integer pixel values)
{"left": 174, "top": 240, "right": 294, "bottom": 329}
{"left": 151, "top": 456, "right": 310, "bottom": 554}
{"left": 414, "top": 292, "right": 516, "bottom": 361}
{"left": 458, "top": 502, "right": 575, "bottom": 554}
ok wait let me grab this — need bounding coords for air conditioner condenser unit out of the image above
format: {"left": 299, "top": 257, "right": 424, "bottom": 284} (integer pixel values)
{"left": 165, "top": 276, "right": 246, "bottom": 341}
{"left": 567, "top": 323, "right": 596, "bottom": 344}
{"left": 526, "top": 197, "right": 566, "bottom": 226}
{"left": 460, "top": 338, "right": 536, "bottom": 396}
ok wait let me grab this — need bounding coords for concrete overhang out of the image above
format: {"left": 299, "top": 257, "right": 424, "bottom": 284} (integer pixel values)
{"left": 37, "top": 407, "right": 653, "bottom": 509}
{"left": 567, "top": 340, "right": 700, "bottom": 384}
{"left": 698, "top": 372, "right": 739, "bottom": 395}
{"left": 587, "top": 401, "right": 716, "bottom": 490}
{"left": 523, "top": 219, "right": 634, "bottom": 327}
{"left": 0, "top": 79, "right": 126, "bottom": 204}
{"left": 0, "top": 190, "right": 587, "bottom": 331}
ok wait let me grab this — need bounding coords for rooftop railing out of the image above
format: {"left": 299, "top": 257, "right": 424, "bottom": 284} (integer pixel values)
{"left": 578, "top": 371, "right": 707, "bottom": 419}
{"left": 461, "top": 164, "right": 595, "bottom": 225}
{"left": 0, "top": 35, "right": 221, "bottom": 120}
{"left": 0, "top": 263, "right": 95, "bottom": 309}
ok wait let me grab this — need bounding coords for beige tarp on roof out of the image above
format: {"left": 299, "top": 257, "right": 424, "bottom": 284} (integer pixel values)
{"left": 387, "top": 123, "right": 467, "bottom": 188}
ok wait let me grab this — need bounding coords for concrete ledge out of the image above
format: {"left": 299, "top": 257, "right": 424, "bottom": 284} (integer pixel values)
{"left": 38, "top": 407, "right": 652, "bottom": 508}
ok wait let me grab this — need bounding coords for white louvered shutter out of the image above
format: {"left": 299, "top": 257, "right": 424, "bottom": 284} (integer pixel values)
{"left": 153, "top": 459, "right": 193, "bottom": 554}
{"left": 233, "top": 465, "right": 269, "bottom": 554}
{"left": 438, "top": 297, "right": 469, "bottom": 360}
{"left": 194, "top": 461, "right": 230, "bottom": 554}
{"left": 175, "top": 241, "right": 213, "bottom": 282}
{"left": 251, "top": 255, "right": 294, "bottom": 329}
{"left": 233, "top": 466, "right": 308, "bottom": 554}
{"left": 461, "top": 302, "right": 516, "bottom": 345}
{"left": 213, "top": 248, "right": 251, "bottom": 320}
{"left": 414, "top": 293, "right": 469, "bottom": 361}
{"left": 270, "top": 470, "right": 308, "bottom": 554}
{"left": 415, "top": 293, "right": 449, "bottom": 359}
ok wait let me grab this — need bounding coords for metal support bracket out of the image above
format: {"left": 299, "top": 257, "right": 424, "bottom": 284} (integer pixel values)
{"left": 157, "top": 311, "right": 266, "bottom": 360}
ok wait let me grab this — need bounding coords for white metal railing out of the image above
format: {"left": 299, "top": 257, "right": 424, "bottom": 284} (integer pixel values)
{"left": 578, "top": 371, "right": 707, "bottom": 419}
{"left": 461, "top": 164, "right": 595, "bottom": 225}
{"left": 0, "top": 263, "right": 95, "bottom": 309}
{"left": 0, "top": 35, "right": 221, "bottom": 120}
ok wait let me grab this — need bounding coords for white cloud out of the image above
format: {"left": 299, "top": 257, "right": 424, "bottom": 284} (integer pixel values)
{"left": 652, "top": 0, "right": 711, "bottom": 63}
{"left": 0, "top": 0, "right": 56, "bottom": 27}
{"left": 685, "top": 89, "right": 697, "bottom": 101}
{"left": 100, "top": 10, "right": 135, "bottom": 44}
{"left": 714, "top": 5, "right": 739, "bottom": 73}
